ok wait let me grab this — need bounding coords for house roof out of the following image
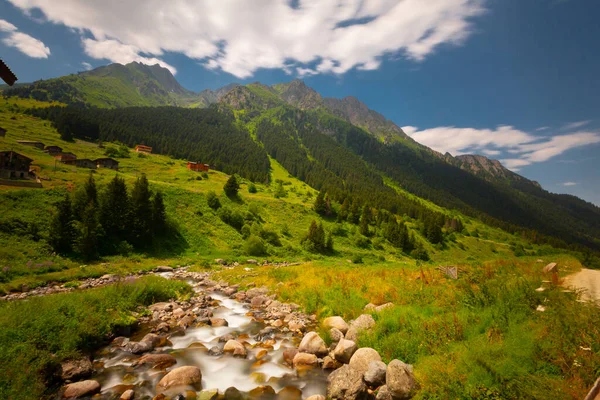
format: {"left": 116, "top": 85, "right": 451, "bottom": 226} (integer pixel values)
{"left": 0, "top": 150, "right": 33, "bottom": 162}
{"left": 94, "top": 157, "right": 118, "bottom": 163}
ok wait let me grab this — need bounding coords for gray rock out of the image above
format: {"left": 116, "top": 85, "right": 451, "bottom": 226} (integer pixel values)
{"left": 298, "top": 331, "right": 328, "bottom": 356}
{"left": 349, "top": 348, "right": 382, "bottom": 376}
{"left": 346, "top": 314, "right": 376, "bottom": 342}
{"left": 123, "top": 340, "right": 153, "bottom": 354}
{"left": 375, "top": 385, "right": 393, "bottom": 400}
{"left": 330, "top": 328, "right": 344, "bottom": 344}
{"left": 364, "top": 360, "right": 387, "bottom": 387}
{"left": 327, "top": 365, "right": 369, "bottom": 400}
{"left": 386, "top": 360, "right": 416, "bottom": 399}
{"left": 333, "top": 339, "right": 358, "bottom": 364}
{"left": 60, "top": 357, "right": 93, "bottom": 381}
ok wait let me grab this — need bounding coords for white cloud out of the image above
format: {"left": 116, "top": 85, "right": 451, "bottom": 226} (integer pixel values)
{"left": 0, "top": 19, "right": 17, "bottom": 32}
{"left": 535, "top": 126, "right": 549, "bottom": 131}
{"left": 7, "top": 0, "right": 485, "bottom": 78}
{"left": 81, "top": 61, "right": 92, "bottom": 70}
{"left": 0, "top": 18, "right": 50, "bottom": 58}
{"left": 82, "top": 38, "right": 177, "bottom": 74}
{"left": 3, "top": 31, "right": 50, "bottom": 58}
{"left": 562, "top": 181, "right": 577, "bottom": 186}
{"left": 562, "top": 120, "right": 591, "bottom": 131}
{"left": 405, "top": 125, "right": 600, "bottom": 171}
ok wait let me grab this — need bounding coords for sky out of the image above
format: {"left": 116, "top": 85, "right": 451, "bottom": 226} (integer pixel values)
{"left": 0, "top": 0, "right": 599, "bottom": 205}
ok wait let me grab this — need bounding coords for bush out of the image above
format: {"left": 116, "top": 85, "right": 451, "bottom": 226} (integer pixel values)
{"left": 411, "top": 245, "right": 430, "bottom": 261}
{"left": 244, "top": 235, "right": 267, "bottom": 256}
{"left": 248, "top": 183, "right": 257, "bottom": 193}
{"left": 207, "top": 191, "right": 221, "bottom": 210}
{"left": 352, "top": 254, "right": 364, "bottom": 264}
{"left": 354, "top": 233, "right": 371, "bottom": 248}
{"left": 218, "top": 207, "right": 245, "bottom": 230}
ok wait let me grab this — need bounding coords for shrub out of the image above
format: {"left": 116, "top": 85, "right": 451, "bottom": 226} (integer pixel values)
{"left": 352, "top": 254, "right": 364, "bottom": 264}
{"left": 218, "top": 207, "right": 245, "bottom": 230}
{"left": 244, "top": 235, "right": 267, "bottom": 256}
{"left": 206, "top": 191, "right": 221, "bottom": 210}
{"left": 411, "top": 245, "right": 430, "bottom": 261}
{"left": 248, "top": 183, "right": 257, "bottom": 193}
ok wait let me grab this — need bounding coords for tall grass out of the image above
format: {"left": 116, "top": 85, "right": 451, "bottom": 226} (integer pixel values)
{"left": 0, "top": 276, "right": 190, "bottom": 400}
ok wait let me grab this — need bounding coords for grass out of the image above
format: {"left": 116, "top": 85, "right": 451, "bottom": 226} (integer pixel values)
{"left": 213, "top": 256, "right": 598, "bottom": 399}
{"left": 0, "top": 275, "right": 191, "bottom": 400}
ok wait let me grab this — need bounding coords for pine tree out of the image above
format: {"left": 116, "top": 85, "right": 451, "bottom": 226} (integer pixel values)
{"left": 348, "top": 199, "right": 361, "bottom": 224}
{"left": 303, "top": 220, "right": 327, "bottom": 253}
{"left": 75, "top": 202, "right": 101, "bottom": 261}
{"left": 314, "top": 191, "right": 327, "bottom": 215}
{"left": 72, "top": 173, "right": 98, "bottom": 221}
{"left": 325, "top": 194, "right": 332, "bottom": 216}
{"left": 49, "top": 193, "right": 74, "bottom": 254}
{"left": 152, "top": 191, "right": 167, "bottom": 236}
{"left": 99, "top": 175, "right": 130, "bottom": 252}
{"left": 224, "top": 175, "right": 240, "bottom": 197}
{"left": 131, "top": 173, "right": 152, "bottom": 247}
{"left": 359, "top": 205, "right": 371, "bottom": 236}
{"left": 339, "top": 198, "right": 350, "bottom": 221}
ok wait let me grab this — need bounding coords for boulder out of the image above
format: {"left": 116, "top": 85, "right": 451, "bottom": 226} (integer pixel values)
{"left": 298, "top": 332, "right": 328, "bottom": 356}
{"left": 251, "top": 295, "right": 269, "bottom": 307}
{"left": 349, "top": 348, "right": 382, "bottom": 376}
{"left": 62, "top": 380, "right": 101, "bottom": 399}
{"left": 292, "top": 352, "right": 318, "bottom": 368}
{"left": 386, "top": 360, "right": 416, "bottom": 399}
{"left": 132, "top": 353, "right": 177, "bottom": 369}
{"left": 124, "top": 341, "right": 153, "bottom": 354}
{"left": 223, "top": 340, "right": 247, "bottom": 358}
{"left": 323, "top": 316, "right": 349, "bottom": 334}
{"left": 224, "top": 387, "right": 244, "bottom": 400}
{"left": 283, "top": 348, "right": 299, "bottom": 366}
{"left": 364, "top": 303, "right": 377, "bottom": 312}
{"left": 60, "top": 357, "right": 93, "bottom": 381}
{"left": 156, "top": 366, "right": 202, "bottom": 391}
{"left": 543, "top": 262, "right": 558, "bottom": 273}
{"left": 333, "top": 339, "right": 358, "bottom": 364}
{"left": 375, "top": 385, "right": 393, "bottom": 400}
{"left": 155, "top": 266, "right": 174, "bottom": 272}
{"left": 375, "top": 303, "right": 394, "bottom": 313}
{"left": 346, "top": 314, "right": 376, "bottom": 342}
{"left": 327, "top": 365, "right": 369, "bottom": 400}
{"left": 208, "top": 346, "right": 223, "bottom": 356}
{"left": 322, "top": 355, "right": 342, "bottom": 370}
{"left": 364, "top": 361, "right": 387, "bottom": 387}
{"left": 330, "top": 328, "right": 344, "bottom": 344}
{"left": 120, "top": 389, "right": 135, "bottom": 400}
{"left": 141, "top": 333, "right": 162, "bottom": 347}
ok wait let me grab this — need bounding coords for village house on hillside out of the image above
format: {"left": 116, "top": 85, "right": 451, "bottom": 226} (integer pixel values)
{"left": 135, "top": 144, "right": 152, "bottom": 154}
{"left": 95, "top": 158, "right": 119, "bottom": 170}
{"left": 74, "top": 159, "right": 96, "bottom": 169}
{"left": 0, "top": 150, "right": 33, "bottom": 179}
{"left": 187, "top": 161, "right": 210, "bottom": 172}
{"left": 55, "top": 152, "right": 77, "bottom": 163}
{"left": 17, "top": 140, "right": 44, "bottom": 149}
{"left": 0, "top": 127, "right": 6, "bottom": 138}
{"left": 44, "top": 145, "right": 63, "bottom": 155}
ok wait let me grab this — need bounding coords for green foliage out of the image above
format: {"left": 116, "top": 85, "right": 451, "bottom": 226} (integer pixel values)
{"left": 224, "top": 175, "right": 240, "bottom": 197}
{"left": 206, "top": 191, "right": 221, "bottom": 210}
{"left": 273, "top": 181, "right": 287, "bottom": 198}
{"left": 410, "top": 244, "right": 430, "bottom": 261}
{"left": 130, "top": 174, "right": 152, "bottom": 247}
{"left": 74, "top": 202, "right": 101, "bottom": 261}
{"left": 302, "top": 220, "right": 333, "bottom": 254}
{"left": 218, "top": 206, "right": 245, "bottom": 231}
{"left": 244, "top": 235, "right": 267, "bottom": 256}
{"left": 104, "top": 145, "right": 130, "bottom": 158}
{"left": 248, "top": 182, "right": 257, "bottom": 193}
{"left": 48, "top": 193, "right": 74, "bottom": 254}
{"left": 0, "top": 276, "right": 190, "bottom": 400}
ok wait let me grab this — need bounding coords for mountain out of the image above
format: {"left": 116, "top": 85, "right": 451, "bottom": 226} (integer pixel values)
{"left": 449, "top": 154, "right": 542, "bottom": 188}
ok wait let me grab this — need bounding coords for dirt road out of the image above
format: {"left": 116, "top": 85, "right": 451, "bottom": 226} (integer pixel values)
{"left": 563, "top": 268, "right": 600, "bottom": 302}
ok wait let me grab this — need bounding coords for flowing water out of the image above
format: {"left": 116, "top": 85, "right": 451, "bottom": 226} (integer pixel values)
{"left": 87, "top": 276, "right": 328, "bottom": 399}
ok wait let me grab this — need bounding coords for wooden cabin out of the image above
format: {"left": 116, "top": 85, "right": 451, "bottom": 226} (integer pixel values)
{"left": 135, "top": 144, "right": 152, "bottom": 154}
{"left": 95, "top": 158, "right": 119, "bottom": 170}
{"left": 55, "top": 152, "right": 77, "bottom": 163}
{"left": 187, "top": 161, "right": 210, "bottom": 172}
{"left": 17, "top": 140, "right": 45, "bottom": 149}
{"left": 44, "top": 145, "right": 63, "bottom": 155}
{"left": 74, "top": 159, "right": 97, "bottom": 169}
{"left": 0, "top": 151, "right": 32, "bottom": 179}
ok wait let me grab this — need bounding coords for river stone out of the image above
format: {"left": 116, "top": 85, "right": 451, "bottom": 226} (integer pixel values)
{"left": 141, "top": 333, "right": 162, "bottom": 347}
{"left": 283, "top": 348, "right": 298, "bottom": 365}
{"left": 210, "top": 318, "right": 228, "bottom": 327}
{"left": 224, "top": 387, "right": 244, "bottom": 400}
{"left": 288, "top": 319, "right": 306, "bottom": 332}
{"left": 543, "top": 262, "right": 558, "bottom": 273}
{"left": 364, "top": 361, "right": 387, "bottom": 387}
{"left": 306, "top": 396, "right": 326, "bottom": 400}
{"left": 173, "top": 308, "right": 186, "bottom": 317}
{"left": 155, "top": 266, "right": 174, "bottom": 272}
{"left": 156, "top": 366, "right": 202, "bottom": 391}
{"left": 251, "top": 295, "right": 269, "bottom": 307}
{"left": 298, "top": 332, "right": 328, "bottom": 356}
{"left": 323, "top": 316, "right": 349, "bottom": 334}
{"left": 62, "top": 380, "right": 101, "bottom": 399}
{"left": 330, "top": 328, "right": 344, "bottom": 345}
{"left": 219, "top": 334, "right": 235, "bottom": 343}
{"left": 120, "top": 389, "right": 134, "bottom": 400}
{"left": 124, "top": 340, "right": 153, "bottom": 354}
{"left": 386, "top": 360, "right": 416, "bottom": 399}
{"left": 60, "top": 357, "right": 93, "bottom": 381}
{"left": 349, "top": 348, "right": 382, "bottom": 376}
{"left": 208, "top": 346, "right": 223, "bottom": 356}
{"left": 132, "top": 353, "right": 177, "bottom": 369}
{"left": 277, "top": 386, "right": 302, "bottom": 400}
{"left": 224, "top": 340, "right": 247, "bottom": 358}
{"left": 376, "top": 385, "right": 393, "bottom": 400}
{"left": 198, "top": 389, "right": 219, "bottom": 400}
{"left": 333, "top": 339, "right": 358, "bottom": 364}
{"left": 323, "top": 355, "right": 341, "bottom": 370}
{"left": 326, "top": 365, "right": 368, "bottom": 400}
{"left": 248, "top": 385, "right": 276, "bottom": 400}
{"left": 292, "top": 352, "right": 318, "bottom": 368}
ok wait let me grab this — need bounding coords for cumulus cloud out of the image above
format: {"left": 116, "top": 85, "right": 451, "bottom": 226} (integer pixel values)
{"left": 0, "top": 18, "right": 50, "bottom": 58}
{"left": 7, "top": 0, "right": 485, "bottom": 78}
{"left": 405, "top": 125, "right": 600, "bottom": 171}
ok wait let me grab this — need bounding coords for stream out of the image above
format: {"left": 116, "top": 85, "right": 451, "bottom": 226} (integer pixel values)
{"left": 83, "top": 273, "right": 328, "bottom": 399}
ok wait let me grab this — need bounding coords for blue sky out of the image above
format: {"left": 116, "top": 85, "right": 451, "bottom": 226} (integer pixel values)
{"left": 1, "top": 0, "right": 599, "bottom": 205}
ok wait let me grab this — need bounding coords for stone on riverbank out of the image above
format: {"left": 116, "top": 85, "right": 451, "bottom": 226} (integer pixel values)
{"left": 224, "top": 340, "right": 247, "bottom": 358}
{"left": 333, "top": 339, "right": 357, "bottom": 364}
{"left": 60, "top": 357, "right": 93, "bottom": 381}
{"left": 345, "top": 314, "right": 376, "bottom": 342}
{"left": 349, "top": 348, "right": 382, "bottom": 376}
{"left": 292, "top": 352, "right": 318, "bottom": 368}
{"left": 156, "top": 366, "right": 202, "bottom": 391}
{"left": 386, "top": 360, "right": 416, "bottom": 399}
{"left": 322, "top": 316, "right": 349, "bottom": 334}
{"left": 327, "top": 365, "right": 368, "bottom": 400}
{"left": 62, "top": 380, "right": 100, "bottom": 399}
{"left": 298, "top": 332, "right": 328, "bottom": 356}
{"left": 364, "top": 360, "right": 387, "bottom": 387}
{"left": 132, "top": 353, "right": 177, "bottom": 369}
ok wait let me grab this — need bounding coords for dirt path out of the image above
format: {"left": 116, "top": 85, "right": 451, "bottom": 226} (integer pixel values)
{"left": 563, "top": 268, "right": 600, "bottom": 302}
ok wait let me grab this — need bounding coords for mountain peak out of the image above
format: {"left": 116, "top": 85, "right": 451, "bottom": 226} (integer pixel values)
{"left": 272, "top": 79, "right": 322, "bottom": 109}
{"left": 453, "top": 154, "right": 539, "bottom": 187}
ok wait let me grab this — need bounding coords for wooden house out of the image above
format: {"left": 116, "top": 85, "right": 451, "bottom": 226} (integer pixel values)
{"left": 74, "top": 159, "right": 97, "bottom": 169}
{"left": 44, "top": 145, "right": 63, "bottom": 155}
{"left": 55, "top": 152, "right": 77, "bottom": 163}
{"left": 0, "top": 151, "right": 33, "bottom": 179}
{"left": 135, "top": 144, "right": 152, "bottom": 154}
{"left": 95, "top": 158, "right": 119, "bottom": 170}
{"left": 0, "top": 127, "right": 6, "bottom": 138}
{"left": 17, "top": 140, "right": 45, "bottom": 149}
{"left": 187, "top": 161, "right": 210, "bottom": 172}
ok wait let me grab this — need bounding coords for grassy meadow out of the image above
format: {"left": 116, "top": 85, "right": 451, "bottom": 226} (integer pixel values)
{"left": 0, "top": 97, "right": 598, "bottom": 399}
